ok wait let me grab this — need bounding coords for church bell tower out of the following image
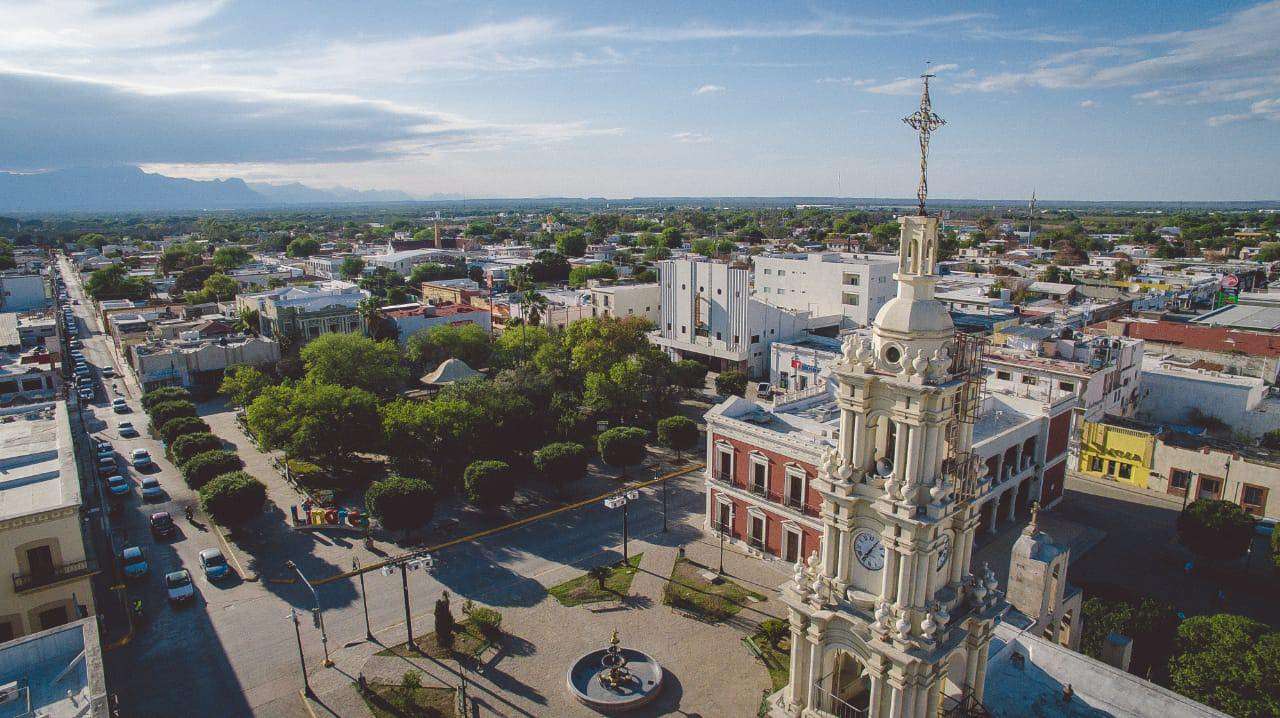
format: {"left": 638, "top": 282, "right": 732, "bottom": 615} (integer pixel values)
{"left": 774, "top": 72, "right": 1006, "bottom": 718}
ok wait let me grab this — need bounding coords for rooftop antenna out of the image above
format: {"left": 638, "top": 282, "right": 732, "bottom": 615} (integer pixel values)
{"left": 902, "top": 62, "right": 946, "bottom": 216}
{"left": 1027, "top": 189, "right": 1037, "bottom": 243}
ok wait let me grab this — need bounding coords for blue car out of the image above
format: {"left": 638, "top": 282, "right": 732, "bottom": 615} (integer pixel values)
{"left": 106, "top": 474, "right": 130, "bottom": 496}
{"left": 199, "top": 549, "right": 230, "bottom": 581}
{"left": 121, "top": 546, "right": 148, "bottom": 578}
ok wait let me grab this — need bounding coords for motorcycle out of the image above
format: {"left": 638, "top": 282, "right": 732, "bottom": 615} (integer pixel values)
{"left": 132, "top": 599, "right": 145, "bottom": 622}
{"left": 184, "top": 506, "right": 195, "bottom": 522}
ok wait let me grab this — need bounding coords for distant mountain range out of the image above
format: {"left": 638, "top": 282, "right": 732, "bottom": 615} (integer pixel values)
{"left": 0, "top": 166, "right": 433, "bottom": 212}
{"left": 0, "top": 166, "right": 1273, "bottom": 214}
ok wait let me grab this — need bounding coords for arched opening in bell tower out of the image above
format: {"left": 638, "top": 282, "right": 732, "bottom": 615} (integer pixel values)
{"left": 816, "top": 650, "right": 871, "bottom": 716}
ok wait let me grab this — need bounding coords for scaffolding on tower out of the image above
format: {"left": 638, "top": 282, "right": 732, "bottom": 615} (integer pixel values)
{"left": 945, "top": 331, "right": 987, "bottom": 501}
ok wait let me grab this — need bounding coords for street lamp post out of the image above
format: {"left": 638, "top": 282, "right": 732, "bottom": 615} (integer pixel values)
{"left": 604, "top": 490, "right": 641, "bottom": 563}
{"left": 718, "top": 522, "right": 726, "bottom": 575}
{"left": 661, "top": 479, "right": 668, "bottom": 533}
{"left": 353, "top": 556, "right": 374, "bottom": 642}
{"left": 289, "top": 609, "right": 311, "bottom": 697}
{"left": 287, "top": 560, "right": 332, "bottom": 667}
{"left": 380, "top": 552, "right": 435, "bottom": 652}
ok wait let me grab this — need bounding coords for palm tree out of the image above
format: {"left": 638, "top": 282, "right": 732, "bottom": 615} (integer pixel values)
{"left": 521, "top": 288, "right": 549, "bottom": 327}
{"left": 235, "top": 307, "right": 260, "bottom": 336}
{"left": 509, "top": 266, "right": 548, "bottom": 363}
{"left": 357, "top": 296, "right": 384, "bottom": 338}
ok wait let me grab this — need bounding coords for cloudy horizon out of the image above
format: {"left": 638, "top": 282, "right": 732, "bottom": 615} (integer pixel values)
{"left": 2, "top": 1, "right": 1278, "bottom": 201}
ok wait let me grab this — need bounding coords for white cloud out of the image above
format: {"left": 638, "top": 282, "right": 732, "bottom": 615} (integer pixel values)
{"left": 816, "top": 77, "right": 876, "bottom": 87}
{"left": 1208, "top": 97, "right": 1280, "bottom": 125}
{"left": 576, "top": 12, "right": 991, "bottom": 42}
{"left": 1080, "top": 99, "right": 1098, "bottom": 108}
{"left": 694, "top": 84, "right": 725, "bottom": 95}
{"left": 672, "top": 132, "right": 711, "bottom": 144}
{"left": 862, "top": 64, "right": 960, "bottom": 95}
{"left": 0, "top": 0, "right": 226, "bottom": 51}
{"left": 0, "top": 68, "right": 620, "bottom": 171}
{"left": 954, "top": 0, "right": 1280, "bottom": 123}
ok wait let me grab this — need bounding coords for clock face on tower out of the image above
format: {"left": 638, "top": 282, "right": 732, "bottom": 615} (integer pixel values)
{"left": 936, "top": 534, "right": 952, "bottom": 572}
{"left": 853, "top": 530, "right": 885, "bottom": 571}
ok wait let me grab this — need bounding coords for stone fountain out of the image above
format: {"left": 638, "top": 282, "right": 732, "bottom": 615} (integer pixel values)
{"left": 566, "top": 629, "right": 664, "bottom": 713}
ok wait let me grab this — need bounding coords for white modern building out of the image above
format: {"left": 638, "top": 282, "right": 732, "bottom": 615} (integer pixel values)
{"left": 652, "top": 259, "right": 811, "bottom": 377}
{"left": 365, "top": 249, "right": 454, "bottom": 276}
{"left": 0, "top": 273, "right": 48, "bottom": 314}
{"left": 752, "top": 252, "right": 898, "bottom": 328}
{"left": 588, "top": 282, "right": 659, "bottom": 324}
{"left": 768, "top": 335, "right": 843, "bottom": 392}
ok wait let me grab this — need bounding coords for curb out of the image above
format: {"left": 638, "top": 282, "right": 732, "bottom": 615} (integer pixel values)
{"left": 212, "top": 519, "right": 259, "bottom": 582}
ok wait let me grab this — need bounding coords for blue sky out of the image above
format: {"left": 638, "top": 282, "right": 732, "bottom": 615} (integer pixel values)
{"left": 1, "top": 1, "right": 1277, "bottom": 200}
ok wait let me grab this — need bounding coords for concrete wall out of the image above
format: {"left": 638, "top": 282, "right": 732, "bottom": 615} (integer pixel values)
{"left": 1137, "top": 367, "right": 1280, "bottom": 438}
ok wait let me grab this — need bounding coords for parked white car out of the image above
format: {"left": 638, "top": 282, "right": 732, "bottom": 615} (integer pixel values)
{"left": 165, "top": 570, "right": 195, "bottom": 603}
{"left": 130, "top": 448, "right": 152, "bottom": 469}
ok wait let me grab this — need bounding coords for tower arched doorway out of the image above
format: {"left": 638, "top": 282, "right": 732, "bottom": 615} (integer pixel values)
{"left": 814, "top": 649, "right": 871, "bottom": 717}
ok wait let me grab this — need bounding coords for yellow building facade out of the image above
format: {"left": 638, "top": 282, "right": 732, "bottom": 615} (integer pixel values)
{"left": 1078, "top": 419, "right": 1156, "bottom": 489}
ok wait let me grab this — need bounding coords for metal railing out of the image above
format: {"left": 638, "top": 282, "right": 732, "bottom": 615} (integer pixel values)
{"left": 810, "top": 681, "right": 866, "bottom": 718}
{"left": 13, "top": 559, "right": 97, "bottom": 593}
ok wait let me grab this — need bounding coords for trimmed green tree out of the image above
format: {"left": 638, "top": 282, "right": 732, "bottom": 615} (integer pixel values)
{"left": 1177, "top": 499, "right": 1256, "bottom": 565}
{"left": 1080, "top": 597, "right": 1179, "bottom": 679}
{"left": 463, "top": 460, "right": 515, "bottom": 511}
{"left": 1168, "top": 613, "right": 1280, "bottom": 717}
{"left": 159, "top": 415, "right": 209, "bottom": 444}
{"left": 672, "top": 360, "right": 709, "bottom": 394}
{"left": 715, "top": 369, "right": 748, "bottom": 397}
{"left": 220, "top": 365, "right": 272, "bottom": 408}
{"left": 198, "top": 471, "right": 267, "bottom": 525}
{"left": 364, "top": 475, "right": 437, "bottom": 533}
{"left": 300, "top": 333, "right": 407, "bottom": 397}
{"left": 141, "top": 387, "right": 191, "bottom": 412}
{"left": 597, "top": 426, "right": 647, "bottom": 479}
{"left": 181, "top": 449, "right": 244, "bottom": 490}
{"left": 656, "top": 415, "right": 699, "bottom": 462}
{"left": 532, "top": 442, "right": 588, "bottom": 492}
{"left": 170, "top": 432, "right": 224, "bottom": 466}
{"left": 148, "top": 400, "right": 198, "bottom": 432}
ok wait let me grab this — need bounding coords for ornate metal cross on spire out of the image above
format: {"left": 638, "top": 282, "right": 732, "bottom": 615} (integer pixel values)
{"left": 902, "top": 69, "right": 946, "bottom": 216}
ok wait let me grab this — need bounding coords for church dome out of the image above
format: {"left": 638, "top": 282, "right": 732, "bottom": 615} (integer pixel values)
{"left": 873, "top": 293, "right": 954, "bottom": 337}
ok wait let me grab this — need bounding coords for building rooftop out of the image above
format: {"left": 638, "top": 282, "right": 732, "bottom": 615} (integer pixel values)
{"left": 983, "top": 621, "right": 1227, "bottom": 718}
{"left": 0, "top": 314, "right": 18, "bottom": 348}
{"left": 973, "top": 393, "right": 1042, "bottom": 446}
{"left": 383, "top": 303, "right": 485, "bottom": 319}
{"left": 0, "top": 403, "right": 79, "bottom": 522}
{"left": 0, "top": 618, "right": 108, "bottom": 718}
{"left": 1192, "top": 302, "right": 1280, "bottom": 331}
{"left": 1141, "top": 354, "right": 1264, "bottom": 389}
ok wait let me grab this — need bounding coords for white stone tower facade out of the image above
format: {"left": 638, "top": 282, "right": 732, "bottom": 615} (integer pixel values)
{"left": 772, "top": 77, "right": 1006, "bottom": 718}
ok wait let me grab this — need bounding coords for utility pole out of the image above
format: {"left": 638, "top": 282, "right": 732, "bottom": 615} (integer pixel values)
{"left": 290, "top": 609, "right": 311, "bottom": 697}
{"left": 401, "top": 561, "right": 414, "bottom": 650}
{"left": 353, "top": 556, "right": 374, "bottom": 642}
{"left": 381, "top": 551, "right": 436, "bottom": 652}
